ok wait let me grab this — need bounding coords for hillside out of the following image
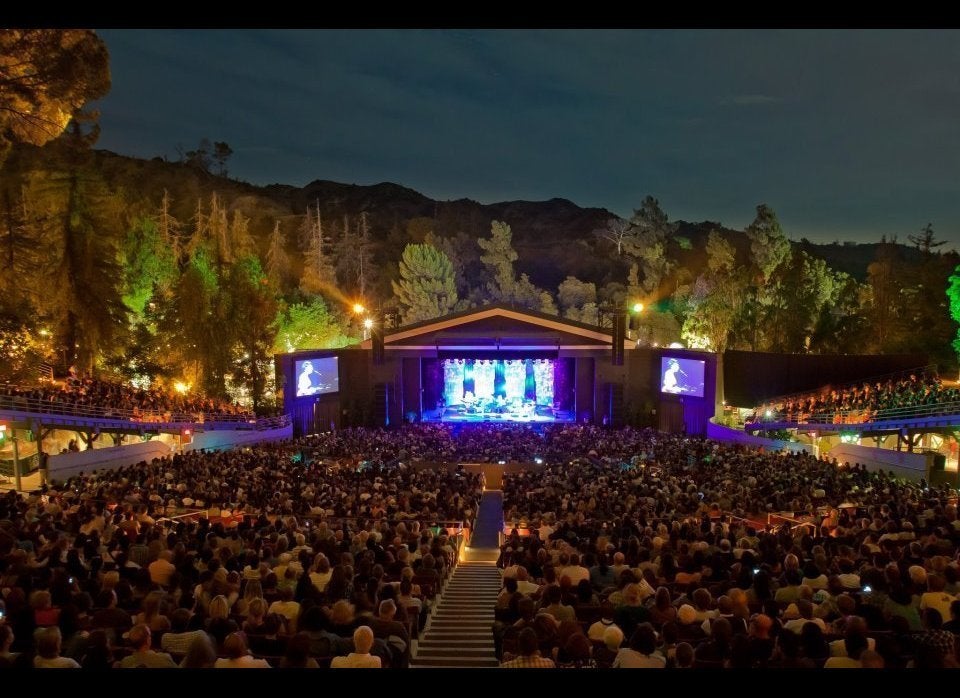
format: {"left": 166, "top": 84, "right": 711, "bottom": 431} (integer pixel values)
{"left": 3, "top": 143, "right": 924, "bottom": 293}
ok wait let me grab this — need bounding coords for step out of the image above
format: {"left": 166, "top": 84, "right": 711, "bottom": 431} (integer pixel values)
{"left": 410, "top": 658, "right": 499, "bottom": 668}
{"left": 412, "top": 648, "right": 494, "bottom": 658}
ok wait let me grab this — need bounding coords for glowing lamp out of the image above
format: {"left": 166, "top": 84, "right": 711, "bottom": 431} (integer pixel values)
{"left": 352, "top": 303, "right": 366, "bottom": 314}
{"left": 363, "top": 318, "right": 374, "bottom": 330}
{"left": 632, "top": 302, "right": 644, "bottom": 313}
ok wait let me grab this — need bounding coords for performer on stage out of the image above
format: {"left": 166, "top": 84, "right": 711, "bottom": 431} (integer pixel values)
{"left": 298, "top": 361, "right": 321, "bottom": 395}
{"left": 662, "top": 358, "right": 683, "bottom": 394}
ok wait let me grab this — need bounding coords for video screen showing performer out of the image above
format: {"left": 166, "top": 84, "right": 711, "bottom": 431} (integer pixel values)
{"left": 295, "top": 357, "right": 340, "bottom": 397}
{"left": 660, "top": 356, "right": 705, "bottom": 397}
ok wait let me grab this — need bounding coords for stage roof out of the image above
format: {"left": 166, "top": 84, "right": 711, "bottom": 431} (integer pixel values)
{"left": 360, "top": 305, "right": 631, "bottom": 351}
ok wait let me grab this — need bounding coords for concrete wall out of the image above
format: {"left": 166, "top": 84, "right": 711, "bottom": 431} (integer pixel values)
{"left": 47, "top": 440, "right": 173, "bottom": 481}
{"left": 45, "top": 425, "right": 293, "bottom": 482}
{"left": 706, "top": 420, "right": 812, "bottom": 454}
{"left": 827, "top": 443, "right": 928, "bottom": 481}
{"left": 184, "top": 425, "right": 293, "bottom": 452}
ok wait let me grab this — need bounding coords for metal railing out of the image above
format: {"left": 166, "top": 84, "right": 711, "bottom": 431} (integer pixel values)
{"left": 747, "top": 398, "right": 960, "bottom": 430}
{"left": 0, "top": 391, "right": 289, "bottom": 431}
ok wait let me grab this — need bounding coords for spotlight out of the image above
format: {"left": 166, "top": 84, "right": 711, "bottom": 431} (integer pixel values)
{"left": 632, "top": 302, "right": 644, "bottom": 313}
{"left": 534, "top": 457, "right": 543, "bottom": 465}
{"left": 363, "top": 318, "right": 374, "bottom": 330}
{"left": 352, "top": 303, "right": 366, "bottom": 314}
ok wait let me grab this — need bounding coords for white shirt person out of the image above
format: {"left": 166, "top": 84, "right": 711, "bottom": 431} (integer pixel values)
{"left": 662, "top": 360, "right": 682, "bottom": 393}
{"left": 298, "top": 361, "right": 319, "bottom": 395}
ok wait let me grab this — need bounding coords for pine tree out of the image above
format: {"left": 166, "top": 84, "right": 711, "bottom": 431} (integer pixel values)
{"left": 300, "top": 202, "right": 336, "bottom": 296}
{"left": 391, "top": 243, "right": 458, "bottom": 324}
{"left": 265, "top": 220, "right": 290, "bottom": 290}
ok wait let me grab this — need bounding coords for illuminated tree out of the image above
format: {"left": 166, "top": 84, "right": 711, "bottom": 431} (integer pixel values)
{"left": 392, "top": 243, "right": 458, "bottom": 324}
{"left": 273, "top": 297, "right": 354, "bottom": 354}
{"left": 265, "top": 220, "right": 290, "bottom": 290}
{"left": 478, "top": 220, "right": 519, "bottom": 303}
{"left": 300, "top": 202, "right": 336, "bottom": 296}
{"left": 0, "top": 30, "right": 110, "bottom": 165}
{"left": 623, "top": 196, "right": 677, "bottom": 293}
{"left": 947, "top": 264, "right": 960, "bottom": 370}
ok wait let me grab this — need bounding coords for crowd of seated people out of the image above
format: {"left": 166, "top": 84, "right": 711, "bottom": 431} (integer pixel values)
{"left": 3, "top": 423, "right": 960, "bottom": 669}
{"left": 752, "top": 372, "right": 960, "bottom": 425}
{"left": 0, "top": 377, "right": 253, "bottom": 420}
{"left": 302, "top": 423, "right": 670, "bottom": 467}
{"left": 0, "top": 442, "right": 477, "bottom": 669}
{"left": 495, "top": 431, "right": 960, "bottom": 668}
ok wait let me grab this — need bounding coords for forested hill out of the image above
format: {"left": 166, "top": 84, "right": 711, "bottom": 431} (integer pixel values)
{"left": 4, "top": 144, "right": 919, "bottom": 292}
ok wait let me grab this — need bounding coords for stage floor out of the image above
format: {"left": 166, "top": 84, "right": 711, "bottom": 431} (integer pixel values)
{"left": 422, "top": 408, "right": 574, "bottom": 424}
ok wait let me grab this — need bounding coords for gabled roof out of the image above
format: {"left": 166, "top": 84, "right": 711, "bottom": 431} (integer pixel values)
{"left": 359, "top": 304, "right": 630, "bottom": 350}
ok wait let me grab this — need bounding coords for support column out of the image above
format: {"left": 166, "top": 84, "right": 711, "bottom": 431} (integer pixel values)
{"left": 12, "top": 431, "right": 21, "bottom": 492}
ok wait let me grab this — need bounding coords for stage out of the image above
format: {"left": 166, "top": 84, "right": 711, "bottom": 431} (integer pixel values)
{"left": 422, "top": 406, "right": 574, "bottom": 424}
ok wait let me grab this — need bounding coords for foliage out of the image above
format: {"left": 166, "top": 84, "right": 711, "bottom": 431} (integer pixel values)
{"left": 391, "top": 243, "right": 458, "bottom": 324}
{"left": 0, "top": 30, "right": 110, "bottom": 165}
{"left": 272, "top": 297, "right": 354, "bottom": 354}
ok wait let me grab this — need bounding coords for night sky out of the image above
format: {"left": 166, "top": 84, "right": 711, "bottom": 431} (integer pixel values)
{"left": 95, "top": 29, "right": 960, "bottom": 249}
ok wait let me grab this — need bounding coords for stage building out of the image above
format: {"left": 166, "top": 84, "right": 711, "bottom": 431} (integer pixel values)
{"left": 275, "top": 305, "right": 718, "bottom": 437}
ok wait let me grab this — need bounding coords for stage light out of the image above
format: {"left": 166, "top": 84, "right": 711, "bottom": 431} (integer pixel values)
{"left": 534, "top": 457, "right": 543, "bottom": 464}
{"left": 352, "top": 303, "right": 366, "bottom": 315}
{"left": 363, "top": 317, "right": 374, "bottom": 330}
{"left": 174, "top": 381, "right": 191, "bottom": 395}
{"left": 765, "top": 410, "right": 772, "bottom": 418}
{"left": 632, "top": 302, "right": 644, "bottom": 313}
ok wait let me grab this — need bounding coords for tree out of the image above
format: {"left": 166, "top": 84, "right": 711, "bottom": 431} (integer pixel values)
{"left": 121, "top": 216, "right": 178, "bottom": 318}
{"left": 745, "top": 203, "right": 790, "bottom": 283}
{"left": 595, "top": 218, "right": 630, "bottom": 256}
{"left": 265, "top": 220, "right": 290, "bottom": 290}
{"left": 0, "top": 30, "right": 111, "bottom": 165}
{"left": 156, "top": 190, "right": 182, "bottom": 261}
{"left": 947, "top": 265, "right": 960, "bottom": 372}
{"left": 622, "top": 196, "right": 677, "bottom": 294}
{"left": 21, "top": 123, "right": 127, "bottom": 372}
{"left": 184, "top": 138, "right": 213, "bottom": 172}
{"left": 391, "top": 243, "right": 458, "bottom": 324}
{"left": 227, "top": 256, "right": 278, "bottom": 412}
{"left": 212, "top": 141, "right": 233, "bottom": 177}
{"left": 865, "top": 236, "right": 903, "bottom": 352}
{"left": 557, "top": 276, "right": 597, "bottom": 323}
{"left": 427, "top": 230, "right": 483, "bottom": 303}
{"left": 273, "top": 297, "right": 354, "bottom": 354}
{"left": 300, "top": 203, "right": 336, "bottom": 296}
{"left": 909, "top": 223, "right": 946, "bottom": 255}
{"left": 478, "top": 220, "right": 519, "bottom": 303}
{"left": 705, "top": 230, "right": 735, "bottom": 274}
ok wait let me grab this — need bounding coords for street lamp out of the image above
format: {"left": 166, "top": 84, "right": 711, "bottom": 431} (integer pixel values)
{"left": 352, "top": 302, "right": 366, "bottom": 315}
{"left": 629, "top": 301, "right": 646, "bottom": 342}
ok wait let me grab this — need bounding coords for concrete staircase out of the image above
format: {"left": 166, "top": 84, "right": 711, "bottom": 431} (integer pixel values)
{"left": 410, "top": 561, "right": 502, "bottom": 667}
{"left": 410, "top": 489, "right": 505, "bottom": 668}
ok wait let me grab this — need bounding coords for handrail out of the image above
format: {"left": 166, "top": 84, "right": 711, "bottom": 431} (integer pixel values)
{"left": 0, "top": 392, "right": 289, "bottom": 431}
{"left": 747, "top": 398, "right": 960, "bottom": 429}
